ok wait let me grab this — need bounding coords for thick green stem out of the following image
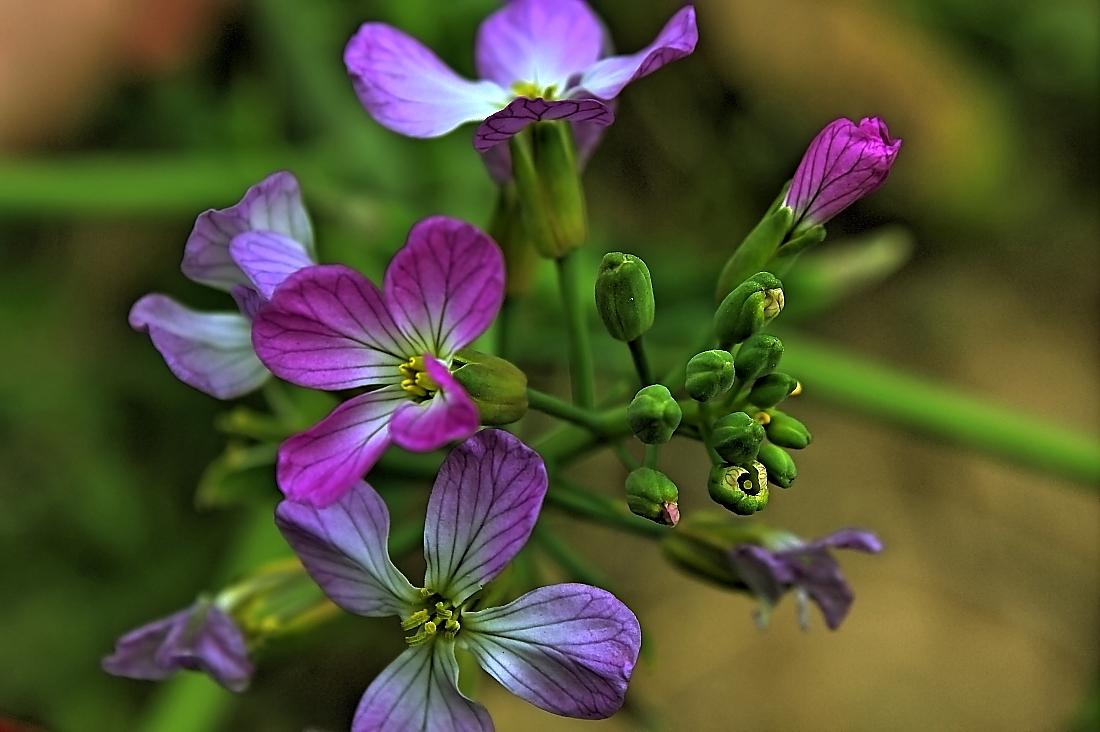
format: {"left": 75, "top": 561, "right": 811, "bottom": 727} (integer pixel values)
{"left": 547, "top": 479, "right": 669, "bottom": 539}
{"left": 527, "top": 387, "right": 607, "bottom": 434}
{"left": 628, "top": 336, "right": 654, "bottom": 387}
{"left": 556, "top": 250, "right": 596, "bottom": 408}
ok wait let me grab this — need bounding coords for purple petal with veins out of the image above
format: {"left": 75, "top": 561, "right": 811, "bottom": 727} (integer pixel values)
{"left": 423, "top": 430, "right": 547, "bottom": 603}
{"left": 462, "top": 583, "right": 641, "bottom": 719}
{"left": 230, "top": 231, "right": 315, "bottom": 300}
{"left": 389, "top": 356, "right": 480, "bottom": 453}
{"left": 474, "top": 97, "right": 614, "bottom": 152}
{"left": 230, "top": 285, "right": 265, "bottom": 320}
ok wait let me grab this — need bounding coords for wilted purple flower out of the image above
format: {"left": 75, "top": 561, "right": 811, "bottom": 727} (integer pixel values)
{"left": 784, "top": 117, "right": 902, "bottom": 233}
{"left": 251, "top": 216, "right": 504, "bottom": 507}
{"left": 102, "top": 599, "right": 254, "bottom": 692}
{"left": 129, "top": 172, "right": 316, "bottom": 399}
{"left": 728, "top": 528, "right": 883, "bottom": 630}
{"left": 344, "top": 0, "right": 697, "bottom": 157}
{"left": 276, "top": 429, "right": 641, "bottom": 731}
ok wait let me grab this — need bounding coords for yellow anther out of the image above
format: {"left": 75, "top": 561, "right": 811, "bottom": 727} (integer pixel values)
{"left": 511, "top": 81, "right": 557, "bottom": 100}
{"left": 401, "top": 609, "right": 431, "bottom": 631}
{"left": 753, "top": 411, "right": 772, "bottom": 425}
{"left": 791, "top": 381, "right": 803, "bottom": 396}
{"left": 399, "top": 356, "right": 440, "bottom": 399}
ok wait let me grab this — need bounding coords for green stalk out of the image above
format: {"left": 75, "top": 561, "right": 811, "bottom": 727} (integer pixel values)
{"left": 547, "top": 479, "right": 668, "bottom": 539}
{"left": 527, "top": 387, "right": 608, "bottom": 434}
{"left": 556, "top": 250, "right": 596, "bottom": 408}
{"left": 627, "top": 336, "right": 654, "bottom": 387}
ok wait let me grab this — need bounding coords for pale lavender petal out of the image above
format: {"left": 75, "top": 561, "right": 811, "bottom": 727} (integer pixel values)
{"left": 229, "top": 231, "right": 315, "bottom": 300}
{"left": 389, "top": 356, "right": 480, "bottom": 452}
{"left": 129, "top": 294, "right": 268, "bottom": 399}
{"left": 345, "top": 23, "right": 509, "bottom": 138}
{"left": 230, "top": 285, "right": 265, "bottom": 320}
{"left": 352, "top": 642, "right": 492, "bottom": 732}
{"left": 276, "top": 387, "right": 405, "bottom": 507}
{"left": 804, "top": 528, "right": 884, "bottom": 555}
{"left": 182, "top": 171, "right": 314, "bottom": 290}
{"left": 252, "top": 265, "right": 409, "bottom": 391}
{"left": 275, "top": 480, "right": 421, "bottom": 617}
{"left": 728, "top": 544, "right": 792, "bottom": 609}
{"left": 475, "top": 0, "right": 605, "bottom": 91}
{"left": 474, "top": 97, "right": 614, "bottom": 152}
{"left": 577, "top": 6, "right": 698, "bottom": 100}
{"left": 462, "top": 584, "right": 641, "bottom": 719}
{"left": 102, "top": 610, "right": 188, "bottom": 681}
{"left": 479, "top": 143, "right": 515, "bottom": 186}
{"left": 385, "top": 216, "right": 505, "bottom": 356}
{"left": 423, "top": 430, "right": 547, "bottom": 603}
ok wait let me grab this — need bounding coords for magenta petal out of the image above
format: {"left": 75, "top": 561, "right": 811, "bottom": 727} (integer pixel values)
{"left": 474, "top": 97, "right": 614, "bottom": 152}
{"left": 578, "top": 6, "right": 698, "bottom": 99}
{"left": 352, "top": 642, "right": 492, "bottom": 732}
{"left": 252, "top": 265, "right": 409, "bottom": 391}
{"left": 182, "top": 171, "right": 314, "bottom": 291}
{"left": 385, "top": 216, "right": 505, "bottom": 356}
{"left": 275, "top": 481, "right": 421, "bottom": 617}
{"left": 129, "top": 294, "right": 268, "bottom": 399}
{"left": 423, "top": 430, "right": 547, "bottom": 603}
{"left": 345, "top": 23, "right": 508, "bottom": 139}
{"left": 229, "top": 231, "right": 315, "bottom": 300}
{"left": 389, "top": 357, "right": 480, "bottom": 453}
{"left": 462, "top": 584, "right": 641, "bottom": 719}
{"left": 475, "top": 0, "right": 605, "bottom": 90}
{"left": 276, "top": 387, "right": 405, "bottom": 507}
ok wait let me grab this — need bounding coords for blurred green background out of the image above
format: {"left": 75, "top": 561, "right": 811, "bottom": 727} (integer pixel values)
{"left": 0, "top": 0, "right": 1096, "bottom": 730}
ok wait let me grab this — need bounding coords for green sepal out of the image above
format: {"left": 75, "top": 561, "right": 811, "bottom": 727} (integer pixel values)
{"left": 509, "top": 122, "right": 587, "bottom": 259}
{"left": 713, "top": 272, "right": 785, "bottom": 350}
{"left": 747, "top": 372, "right": 800, "bottom": 409}
{"left": 595, "top": 252, "right": 655, "bottom": 342}
{"left": 661, "top": 512, "right": 775, "bottom": 590}
{"left": 709, "top": 411, "right": 766, "bottom": 465}
{"left": 756, "top": 441, "right": 797, "bottom": 488}
{"left": 195, "top": 442, "right": 279, "bottom": 509}
{"left": 625, "top": 467, "right": 680, "bottom": 526}
{"left": 626, "top": 384, "right": 682, "bottom": 444}
{"left": 764, "top": 410, "right": 813, "bottom": 449}
{"left": 685, "top": 349, "right": 736, "bottom": 402}
{"left": 489, "top": 183, "right": 540, "bottom": 297}
{"left": 772, "top": 223, "right": 828, "bottom": 276}
{"left": 715, "top": 204, "right": 794, "bottom": 301}
{"left": 450, "top": 348, "right": 528, "bottom": 426}
{"left": 707, "top": 462, "right": 770, "bottom": 515}
{"left": 734, "top": 333, "right": 784, "bottom": 384}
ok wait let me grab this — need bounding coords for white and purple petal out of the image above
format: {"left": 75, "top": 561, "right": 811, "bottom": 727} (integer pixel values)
{"left": 129, "top": 294, "right": 269, "bottom": 399}
{"left": 252, "top": 265, "right": 409, "bottom": 391}
{"left": 423, "top": 430, "right": 547, "bottom": 603}
{"left": 461, "top": 584, "right": 641, "bottom": 719}
{"left": 474, "top": 96, "right": 614, "bottom": 153}
{"left": 229, "top": 230, "right": 315, "bottom": 300}
{"left": 577, "top": 6, "right": 698, "bottom": 100}
{"left": 389, "top": 357, "right": 480, "bottom": 453}
{"left": 276, "top": 386, "right": 405, "bottom": 507}
{"left": 276, "top": 480, "right": 421, "bottom": 617}
{"left": 345, "top": 23, "right": 509, "bottom": 139}
{"left": 384, "top": 216, "right": 505, "bottom": 356}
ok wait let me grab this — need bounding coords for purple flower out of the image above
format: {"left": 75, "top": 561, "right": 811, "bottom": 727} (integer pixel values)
{"left": 129, "top": 171, "right": 317, "bottom": 399}
{"left": 102, "top": 599, "right": 254, "bottom": 692}
{"left": 784, "top": 117, "right": 902, "bottom": 233}
{"left": 344, "top": 0, "right": 698, "bottom": 155}
{"left": 251, "top": 216, "right": 505, "bottom": 507}
{"left": 276, "top": 429, "right": 641, "bottom": 731}
{"left": 728, "top": 529, "right": 883, "bottom": 631}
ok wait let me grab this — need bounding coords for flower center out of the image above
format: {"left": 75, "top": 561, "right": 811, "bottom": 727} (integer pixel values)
{"left": 512, "top": 80, "right": 558, "bottom": 100}
{"left": 399, "top": 356, "right": 441, "bottom": 400}
{"left": 401, "top": 590, "right": 462, "bottom": 646}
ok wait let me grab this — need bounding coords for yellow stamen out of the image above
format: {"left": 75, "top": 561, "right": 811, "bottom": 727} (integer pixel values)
{"left": 399, "top": 356, "right": 442, "bottom": 399}
{"left": 511, "top": 81, "right": 558, "bottom": 100}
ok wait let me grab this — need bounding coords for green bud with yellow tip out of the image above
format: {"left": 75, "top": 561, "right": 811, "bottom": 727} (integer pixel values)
{"left": 595, "top": 252, "right": 655, "bottom": 342}
{"left": 709, "top": 411, "right": 766, "bottom": 465}
{"left": 708, "top": 462, "right": 770, "bottom": 516}
{"left": 764, "top": 410, "right": 813, "bottom": 449}
{"left": 756, "top": 441, "right": 797, "bottom": 488}
{"left": 713, "top": 272, "right": 785, "bottom": 350}
{"left": 625, "top": 467, "right": 680, "bottom": 526}
{"left": 734, "top": 333, "right": 784, "bottom": 385}
{"left": 627, "top": 384, "right": 682, "bottom": 444}
{"left": 748, "top": 372, "right": 801, "bottom": 409}
{"left": 450, "top": 348, "right": 528, "bottom": 426}
{"left": 685, "top": 349, "right": 736, "bottom": 402}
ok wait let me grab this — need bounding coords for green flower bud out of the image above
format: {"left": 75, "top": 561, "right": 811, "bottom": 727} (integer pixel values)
{"left": 709, "top": 411, "right": 765, "bottom": 465}
{"left": 756, "top": 441, "right": 797, "bottom": 488}
{"left": 713, "top": 272, "right": 785, "bottom": 350}
{"left": 734, "top": 334, "right": 784, "bottom": 384}
{"left": 625, "top": 467, "right": 680, "bottom": 526}
{"left": 708, "top": 461, "right": 770, "bottom": 515}
{"left": 509, "top": 121, "right": 587, "bottom": 259}
{"left": 763, "top": 410, "right": 813, "bottom": 449}
{"left": 627, "top": 384, "right": 682, "bottom": 444}
{"left": 715, "top": 198, "right": 795, "bottom": 301}
{"left": 685, "top": 350, "right": 736, "bottom": 402}
{"left": 747, "top": 372, "right": 801, "bottom": 409}
{"left": 595, "top": 252, "right": 655, "bottom": 342}
{"left": 450, "top": 349, "right": 528, "bottom": 426}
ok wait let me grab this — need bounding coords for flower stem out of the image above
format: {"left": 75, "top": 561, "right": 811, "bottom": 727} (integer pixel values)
{"left": 527, "top": 387, "right": 608, "bottom": 434}
{"left": 546, "top": 479, "right": 668, "bottom": 539}
{"left": 556, "top": 250, "right": 596, "bottom": 408}
{"left": 628, "top": 336, "right": 654, "bottom": 387}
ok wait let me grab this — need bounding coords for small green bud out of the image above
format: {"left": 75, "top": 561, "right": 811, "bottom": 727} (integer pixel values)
{"left": 685, "top": 350, "right": 736, "bottom": 402}
{"left": 707, "top": 462, "right": 770, "bottom": 515}
{"left": 450, "top": 349, "right": 528, "bottom": 426}
{"left": 595, "top": 252, "right": 655, "bottom": 342}
{"left": 764, "top": 410, "right": 813, "bottom": 449}
{"left": 627, "top": 384, "right": 682, "bottom": 444}
{"left": 709, "top": 411, "right": 765, "bottom": 465}
{"left": 747, "top": 372, "right": 801, "bottom": 409}
{"left": 756, "top": 441, "right": 797, "bottom": 488}
{"left": 625, "top": 467, "right": 680, "bottom": 526}
{"left": 713, "top": 272, "right": 785, "bottom": 349}
{"left": 734, "top": 334, "right": 784, "bottom": 384}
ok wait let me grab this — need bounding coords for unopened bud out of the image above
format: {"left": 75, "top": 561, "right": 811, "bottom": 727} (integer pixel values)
{"left": 734, "top": 334, "right": 784, "bottom": 384}
{"left": 709, "top": 411, "right": 765, "bottom": 465}
{"left": 450, "top": 349, "right": 528, "bottom": 426}
{"left": 756, "top": 442, "right": 797, "bottom": 488}
{"left": 625, "top": 467, "right": 680, "bottom": 526}
{"left": 747, "top": 372, "right": 801, "bottom": 409}
{"left": 713, "top": 272, "right": 785, "bottom": 350}
{"left": 764, "top": 410, "right": 813, "bottom": 449}
{"left": 685, "top": 350, "right": 736, "bottom": 402}
{"left": 595, "top": 252, "right": 655, "bottom": 342}
{"left": 627, "top": 385, "right": 682, "bottom": 444}
{"left": 708, "top": 462, "right": 770, "bottom": 516}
